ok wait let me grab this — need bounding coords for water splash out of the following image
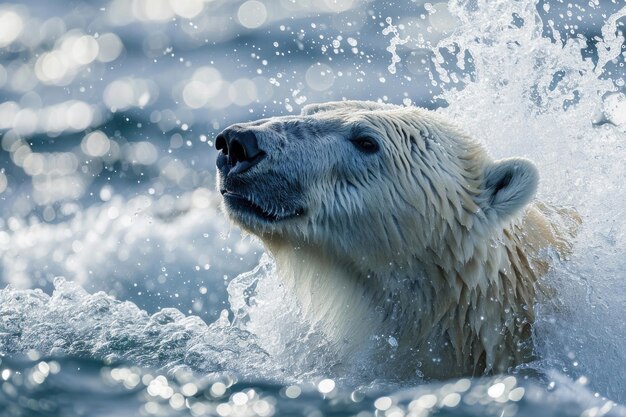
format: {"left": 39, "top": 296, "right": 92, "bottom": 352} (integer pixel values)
{"left": 0, "top": 253, "right": 338, "bottom": 383}
{"left": 596, "top": 6, "right": 626, "bottom": 76}
{"left": 418, "top": 0, "right": 626, "bottom": 401}
{"left": 225, "top": 254, "right": 333, "bottom": 380}
{"left": 0, "top": 277, "right": 273, "bottom": 379}
{"left": 382, "top": 17, "right": 409, "bottom": 75}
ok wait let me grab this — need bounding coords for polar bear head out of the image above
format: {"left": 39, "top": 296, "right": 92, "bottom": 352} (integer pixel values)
{"left": 215, "top": 101, "right": 538, "bottom": 270}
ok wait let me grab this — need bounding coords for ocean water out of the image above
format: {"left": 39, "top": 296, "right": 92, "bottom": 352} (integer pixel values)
{"left": 0, "top": 0, "right": 625, "bottom": 416}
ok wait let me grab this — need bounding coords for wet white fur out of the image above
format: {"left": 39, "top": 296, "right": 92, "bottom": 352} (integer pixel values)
{"left": 219, "top": 101, "right": 578, "bottom": 379}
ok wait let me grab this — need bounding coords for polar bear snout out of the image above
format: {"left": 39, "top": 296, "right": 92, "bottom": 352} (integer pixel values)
{"left": 215, "top": 127, "right": 266, "bottom": 175}
{"left": 215, "top": 122, "right": 308, "bottom": 228}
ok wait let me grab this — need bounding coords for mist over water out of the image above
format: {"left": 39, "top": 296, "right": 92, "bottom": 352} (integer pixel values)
{"left": 0, "top": 0, "right": 625, "bottom": 415}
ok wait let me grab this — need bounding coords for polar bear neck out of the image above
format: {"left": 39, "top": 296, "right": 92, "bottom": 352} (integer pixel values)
{"left": 268, "top": 243, "right": 393, "bottom": 347}
{"left": 265, "top": 214, "right": 539, "bottom": 377}
{"left": 266, "top": 240, "right": 468, "bottom": 369}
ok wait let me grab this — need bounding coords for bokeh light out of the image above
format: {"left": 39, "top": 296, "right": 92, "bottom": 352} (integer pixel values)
{"left": 237, "top": 1, "right": 268, "bottom": 29}
{"left": 103, "top": 78, "right": 159, "bottom": 111}
{"left": 81, "top": 131, "right": 111, "bottom": 157}
{"left": 305, "top": 63, "right": 335, "bottom": 91}
{"left": 0, "top": 8, "right": 23, "bottom": 47}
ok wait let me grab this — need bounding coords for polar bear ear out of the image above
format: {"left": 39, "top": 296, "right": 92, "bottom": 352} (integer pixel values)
{"left": 301, "top": 101, "right": 398, "bottom": 115}
{"left": 482, "top": 158, "right": 539, "bottom": 220}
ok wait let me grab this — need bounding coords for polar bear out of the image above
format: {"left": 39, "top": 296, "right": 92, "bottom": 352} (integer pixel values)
{"left": 215, "top": 101, "right": 579, "bottom": 379}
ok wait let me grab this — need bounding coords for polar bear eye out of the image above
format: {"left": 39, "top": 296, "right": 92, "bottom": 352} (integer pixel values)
{"left": 350, "top": 137, "right": 379, "bottom": 153}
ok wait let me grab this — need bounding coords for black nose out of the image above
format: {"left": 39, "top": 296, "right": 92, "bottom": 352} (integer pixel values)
{"left": 215, "top": 128, "right": 265, "bottom": 174}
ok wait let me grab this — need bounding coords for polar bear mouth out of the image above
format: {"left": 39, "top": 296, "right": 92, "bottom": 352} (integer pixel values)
{"left": 221, "top": 190, "right": 305, "bottom": 222}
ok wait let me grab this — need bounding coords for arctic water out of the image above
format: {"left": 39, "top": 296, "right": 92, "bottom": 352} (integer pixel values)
{"left": 0, "top": 0, "right": 625, "bottom": 416}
